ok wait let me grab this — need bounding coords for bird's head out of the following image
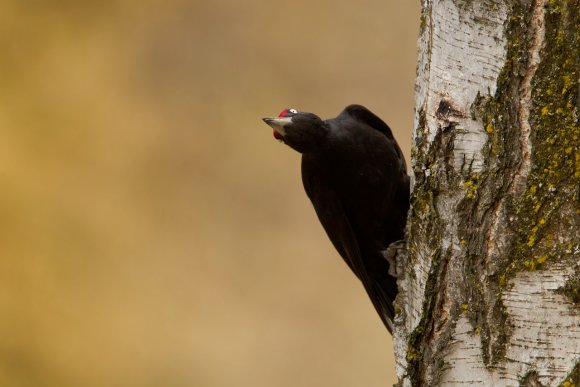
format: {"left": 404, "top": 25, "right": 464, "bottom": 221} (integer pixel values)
{"left": 262, "top": 108, "right": 328, "bottom": 153}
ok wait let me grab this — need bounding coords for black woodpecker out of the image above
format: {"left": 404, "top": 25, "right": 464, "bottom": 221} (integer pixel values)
{"left": 263, "top": 104, "right": 409, "bottom": 333}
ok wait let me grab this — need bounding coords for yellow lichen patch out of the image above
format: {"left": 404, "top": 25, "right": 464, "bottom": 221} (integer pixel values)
{"left": 463, "top": 175, "right": 479, "bottom": 199}
{"left": 524, "top": 260, "right": 536, "bottom": 271}
{"left": 527, "top": 235, "right": 536, "bottom": 247}
{"left": 536, "top": 255, "right": 548, "bottom": 264}
{"left": 486, "top": 123, "right": 494, "bottom": 134}
{"left": 406, "top": 349, "right": 419, "bottom": 362}
{"left": 562, "top": 74, "right": 572, "bottom": 94}
{"left": 524, "top": 256, "right": 549, "bottom": 272}
{"left": 556, "top": 30, "right": 565, "bottom": 46}
{"left": 499, "top": 273, "right": 506, "bottom": 287}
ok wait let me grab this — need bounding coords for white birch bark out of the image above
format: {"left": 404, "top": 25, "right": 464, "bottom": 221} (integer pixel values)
{"left": 395, "top": 0, "right": 580, "bottom": 385}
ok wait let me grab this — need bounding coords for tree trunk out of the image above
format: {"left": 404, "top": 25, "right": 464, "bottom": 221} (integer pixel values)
{"left": 395, "top": 0, "right": 580, "bottom": 385}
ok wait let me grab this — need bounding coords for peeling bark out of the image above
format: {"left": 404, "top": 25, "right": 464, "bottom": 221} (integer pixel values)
{"left": 395, "top": 0, "right": 580, "bottom": 385}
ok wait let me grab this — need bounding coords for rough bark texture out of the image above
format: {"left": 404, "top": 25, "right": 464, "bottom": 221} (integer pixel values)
{"left": 395, "top": 0, "right": 580, "bottom": 385}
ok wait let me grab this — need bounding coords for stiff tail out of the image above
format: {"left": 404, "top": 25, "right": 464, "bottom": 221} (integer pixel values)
{"left": 367, "top": 279, "right": 396, "bottom": 334}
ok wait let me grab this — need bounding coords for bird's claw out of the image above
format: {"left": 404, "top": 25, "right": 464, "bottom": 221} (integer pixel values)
{"left": 382, "top": 240, "right": 407, "bottom": 278}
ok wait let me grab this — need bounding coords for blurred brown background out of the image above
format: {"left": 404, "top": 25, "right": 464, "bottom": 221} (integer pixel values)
{"left": 0, "top": 1, "right": 419, "bottom": 386}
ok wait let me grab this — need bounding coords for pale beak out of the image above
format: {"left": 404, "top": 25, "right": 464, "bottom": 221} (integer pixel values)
{"left": 262, "top": 116, "right": 292, "bottom": 136}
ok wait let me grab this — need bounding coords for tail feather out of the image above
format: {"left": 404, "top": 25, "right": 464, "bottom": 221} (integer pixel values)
{"left": 368, "top": 280, "right": 396, "bottom": 334}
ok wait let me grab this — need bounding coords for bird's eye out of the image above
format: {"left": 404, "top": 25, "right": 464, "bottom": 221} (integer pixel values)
{"left": 278, "top": 108, "right": 299, "bottom": 117}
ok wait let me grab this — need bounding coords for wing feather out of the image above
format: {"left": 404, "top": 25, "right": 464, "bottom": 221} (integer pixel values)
{"left": 302, "top": 157, "right": 396, "bottom": 332}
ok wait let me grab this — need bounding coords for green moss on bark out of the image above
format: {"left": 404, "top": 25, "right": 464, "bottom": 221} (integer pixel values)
{"left": 512, "top": 0, "right": 579, "bottom": 270}
{"left": 406, "top": 107, "right": 447, "bottom": 382}
{"left": 458, "top": 0, "right": 579, "bottom": 366}
{"left": 559, "top": 362, "right": 580, "bottom": 386}
{"left": 406, "top": 0, "right": 579, "bottom": 383}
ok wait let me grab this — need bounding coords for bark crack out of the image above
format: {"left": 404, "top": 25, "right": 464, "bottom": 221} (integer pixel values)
{"left": 513, "top": 0, "right": 546, "bottom": 195}
{"left": 485, "top": 0, "right": 547, "bottom": 273}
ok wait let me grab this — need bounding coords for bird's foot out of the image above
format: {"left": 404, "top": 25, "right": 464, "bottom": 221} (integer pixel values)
{"left": 381, "top": 240, "right": 407, "bottom": 278}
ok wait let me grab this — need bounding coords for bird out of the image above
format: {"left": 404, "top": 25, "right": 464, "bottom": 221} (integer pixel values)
{"left": 262, "top": 104, "right": 409, "bottom": 333}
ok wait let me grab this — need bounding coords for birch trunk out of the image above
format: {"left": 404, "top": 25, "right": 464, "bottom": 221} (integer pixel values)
{"left": 395, "top": 0, "right": 580, "bottom": 385}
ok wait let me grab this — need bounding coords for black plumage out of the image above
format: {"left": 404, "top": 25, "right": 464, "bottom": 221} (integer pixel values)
{"left": 263, "top": 104, "right": 409, "bottom": 333}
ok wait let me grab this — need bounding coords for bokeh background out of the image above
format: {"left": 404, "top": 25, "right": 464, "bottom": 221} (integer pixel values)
{"left": 0, "top": 1, "right": 419, "bottom": 386}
